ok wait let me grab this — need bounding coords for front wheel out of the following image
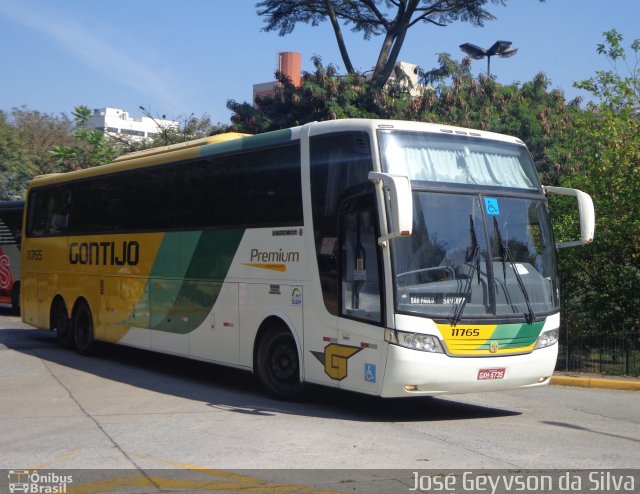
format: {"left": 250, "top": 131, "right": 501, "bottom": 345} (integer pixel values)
{"left": 255, "top": 325, "right": 307, "bottom": 401}
{"left": 73, "top": 302, "right": 96, "bottom": 356}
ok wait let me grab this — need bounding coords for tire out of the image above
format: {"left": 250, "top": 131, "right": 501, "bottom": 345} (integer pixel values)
{"left": 52, "top": 301, "right": 74, "bottom": 349}
{"left": 255, "top": 325, "right": 307, "bottom": 401}
{"left": 73, "top": 302, "right": 96, "bottom": 356}
{"left": 10, "top": 283, "right": 20, "bottom": 316}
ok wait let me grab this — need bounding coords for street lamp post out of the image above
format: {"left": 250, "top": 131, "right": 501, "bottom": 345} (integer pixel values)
{"left": 459, "top": 40, "right": 518, "bottom": 77}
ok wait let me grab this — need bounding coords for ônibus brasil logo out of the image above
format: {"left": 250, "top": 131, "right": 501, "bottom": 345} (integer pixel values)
{"left": 8, "top": 470, "right": 73, "bottom": 493}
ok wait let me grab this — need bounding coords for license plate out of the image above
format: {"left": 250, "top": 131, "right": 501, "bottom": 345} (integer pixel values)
{"left": 477, "top": 368, "right": 506, "bottom": 380}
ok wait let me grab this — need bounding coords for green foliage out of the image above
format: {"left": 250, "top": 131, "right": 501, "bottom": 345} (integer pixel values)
{"left": 574, "top": 29, "right": 640, "bottom": 111}
{"left": 50, "top": 105, "right": 117, "bottom": 171}
{"left": 555, "top": 31, "right": 640, "bottom": 341}
{"left": 0, "top": 107, "right": 75, "bottom": 199}
{"left": 228, "top": 57, "right": 385, "bottom": 133}
{"left": 229, "top": 54, "right": 579, "bottom": 186}
{"left": 0, "top": 111, "right": 28, "bottom": 200}
{"left": 556, "top": 106, "right": 640, "bottom": 337}
{"left": 408, "top": 55, "right": 580, "bottom": 183}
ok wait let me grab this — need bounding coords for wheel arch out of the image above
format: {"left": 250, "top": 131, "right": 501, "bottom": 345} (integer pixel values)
{"left": 71, "top": 296, "right": 91, "bottom": 319}
{"left": 252, "top": 312, "right": 303, "bottom": 379}
{"left": 49, "top": 294, "right": 69, "bottom": 329}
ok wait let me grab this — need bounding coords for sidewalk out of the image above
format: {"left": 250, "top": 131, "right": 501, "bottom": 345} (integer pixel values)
{"left": 551, "top": 372, "right": 640, "bottom": 391}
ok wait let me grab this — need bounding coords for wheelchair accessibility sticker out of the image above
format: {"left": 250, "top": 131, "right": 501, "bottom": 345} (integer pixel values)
{"left": 484, "top": 197, "right": 500, "bottom": 215}
{"left": 365, "top": 363, "right": 377, "bottom": 383}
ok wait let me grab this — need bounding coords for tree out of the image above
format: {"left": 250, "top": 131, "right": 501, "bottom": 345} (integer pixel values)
{"left": 229, "top": 54, "right": 579, "bottom": 183}
{"left": 553, "top": 31, "right": 640, "bottom": 344}
{"left": 11, "top": 107, "right": 75, "bottom": 176}
{"left": 0, "top": 111, "right": 29, "bottom": 200}
{"left": 0, "top": 107, "right": 75, "bottom": 199}
{"left": 256, "top": 0, "right": 509, "bottom": 89}
{"left": 50, "top": 106, "right": 117, "bottom": 171}
{"left": 228, "top": 57, "right": 379, "bottom": 133}
{"left": 574, "top": 28, "right": 639, "bottom": 112}
{"left": 413, "top": 54, "right": 580, "bottom": 182}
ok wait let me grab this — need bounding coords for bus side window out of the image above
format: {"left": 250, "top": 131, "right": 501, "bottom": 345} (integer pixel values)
{"left": 339, "top": 194, "right": 382, "bottom": 323}
{"left": 310, "top": 132, "right": 373, "bottom": 316}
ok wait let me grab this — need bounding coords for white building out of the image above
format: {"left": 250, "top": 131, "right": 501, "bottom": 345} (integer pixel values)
{"left": 85, "top": 107, "right": 179, "bottom": 141}
{"left": 366, "top": 61, "right": 425, "bottom": 97}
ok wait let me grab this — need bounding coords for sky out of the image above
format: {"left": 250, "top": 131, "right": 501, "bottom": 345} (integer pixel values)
{"left": 0, "top": 1, "right": 637, "bottom": 126}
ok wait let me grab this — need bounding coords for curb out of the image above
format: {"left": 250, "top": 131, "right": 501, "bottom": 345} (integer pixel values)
{"left": 550, "top": 375, "right": 640, "bottom": 391}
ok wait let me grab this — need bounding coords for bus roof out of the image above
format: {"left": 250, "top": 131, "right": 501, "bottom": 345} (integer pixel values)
{"left": 29, "top": 132, "right": 251, "bottom": 188}
{"left": 111, "top": 132, "right": 250, "bottom": 164}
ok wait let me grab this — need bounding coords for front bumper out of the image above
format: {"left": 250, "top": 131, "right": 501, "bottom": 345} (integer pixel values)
{"left": 379, "top": 343, "right": 558, "bottom": 397}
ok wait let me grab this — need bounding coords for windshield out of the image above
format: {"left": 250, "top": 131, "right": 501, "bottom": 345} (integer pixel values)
{"left": 392, "top": 191, "right": 558, "bottom": 321}
{"left": 378, "top": 130, "right": 541, "bottom": 190}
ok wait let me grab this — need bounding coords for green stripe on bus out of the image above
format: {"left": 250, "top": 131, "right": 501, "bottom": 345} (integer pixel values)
{"left": 200, "top": 129, "right": 293, "bottom": 158}
{"left": 476, "top": 321, "right": 544, "bottom": 350}
{"left": 146, "top": 230, "right": 245, "bottom": 333}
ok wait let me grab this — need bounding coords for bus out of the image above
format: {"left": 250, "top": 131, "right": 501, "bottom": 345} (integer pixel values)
{"left": 20, "top": 119, "right": 594, "bottom": 399}
{"left": 0, "top": 200, "right": 24, "bottom": 314}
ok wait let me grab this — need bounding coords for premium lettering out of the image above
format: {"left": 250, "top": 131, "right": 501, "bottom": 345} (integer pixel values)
{"left": 69, "top": 241, "right": 139, "bottom": 266}
{"left": 250, "top": 248, "right": 300, "bottom": 263}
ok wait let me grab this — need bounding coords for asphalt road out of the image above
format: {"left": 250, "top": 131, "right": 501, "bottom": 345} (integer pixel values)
{"left": 1, "top": 315, "right": 639, "bottom": 493}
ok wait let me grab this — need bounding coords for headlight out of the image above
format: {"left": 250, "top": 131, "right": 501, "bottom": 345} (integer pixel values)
{"left": 385, "top": 329, "right": 444, "bottom": 353}
{"left": 534, "top": 329, "right": 559, "bottom": 349}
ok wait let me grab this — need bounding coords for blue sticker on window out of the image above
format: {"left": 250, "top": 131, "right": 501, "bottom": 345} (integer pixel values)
{"left": 364, "top": 363, "right": 376, "bottom": 383}
{"left": 484, "top": 198, "right": 500, "bottom": 215}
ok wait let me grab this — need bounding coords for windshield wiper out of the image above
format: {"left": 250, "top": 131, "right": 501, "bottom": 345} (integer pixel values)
{"left": 493, "top": 217, "right": 536, "bottom": 324}
{"left": 451, "top": 216, "right": 481, "bottom": 326}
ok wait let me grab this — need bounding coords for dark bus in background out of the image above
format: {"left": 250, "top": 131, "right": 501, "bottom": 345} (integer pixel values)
{"left": 0, "top": 200, "right": 24, "bottom": 314}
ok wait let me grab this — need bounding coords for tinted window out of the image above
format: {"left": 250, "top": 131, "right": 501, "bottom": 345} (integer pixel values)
{"left": 310, "top": 132, "right": 374, "bottom": 315}
{"left": 27, "top": 143, "right": 302, "bottom": 236}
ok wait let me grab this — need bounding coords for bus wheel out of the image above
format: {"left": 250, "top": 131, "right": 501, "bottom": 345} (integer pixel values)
{"left": 52, "top": 300, "right": 74, "bottom": 349}
{"left": 11, "top": 282, "right": 20, "bottom": 316}
{"left": 73, "top": 302, "right": 96, "bottom": 356}
{"left": 256, "top": 325, "right": 307, "bottom": 401}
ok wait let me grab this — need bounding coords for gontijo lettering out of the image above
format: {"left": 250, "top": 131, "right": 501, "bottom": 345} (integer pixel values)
{"left": 69, "top": 241, "right": 140, "bottom": 266}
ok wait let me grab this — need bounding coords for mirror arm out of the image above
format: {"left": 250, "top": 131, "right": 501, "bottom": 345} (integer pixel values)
{"left": 369, "top": 172, "right": 413, "bottom": 247}
{"left": 544, "top": 185, "right": 595, "bottom": 248}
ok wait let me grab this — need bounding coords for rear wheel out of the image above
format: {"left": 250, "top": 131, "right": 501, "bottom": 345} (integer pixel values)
{"left": 52, "top": 300, "right": 74, "bottom": 349}
{"left": 73, "top": 302, "right": 96, "bottom": 356}
{"left": 10, "top": 283, "right": 20, "bottom": 316}
{"left": 255, "top": 325, "right": 307, "bottom": 401}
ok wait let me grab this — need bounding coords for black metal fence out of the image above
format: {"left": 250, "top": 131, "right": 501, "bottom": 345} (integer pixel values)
{"left": 556, "top": 332, "right": 640, "bottom": 376}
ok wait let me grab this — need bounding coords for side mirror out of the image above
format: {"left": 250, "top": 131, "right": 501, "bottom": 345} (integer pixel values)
{"left": 368, "top": 172, "right": 413, "bottom": 245}
{"left": 544, "top": 186, "right": 595, "bottom": 248}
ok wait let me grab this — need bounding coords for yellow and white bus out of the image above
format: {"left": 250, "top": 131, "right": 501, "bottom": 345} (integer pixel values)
{"left": 21, "top": 119, "right": 594, "bottom": 399}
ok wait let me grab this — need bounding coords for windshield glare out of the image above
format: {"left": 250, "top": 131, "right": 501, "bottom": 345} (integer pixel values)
{"left": 392, "top": 192, "right": 558, "bottom": 320}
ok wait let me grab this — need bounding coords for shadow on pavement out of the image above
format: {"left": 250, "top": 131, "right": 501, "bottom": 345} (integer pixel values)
{"left": 0, "top": 324, "right": 520, "bottom": 423}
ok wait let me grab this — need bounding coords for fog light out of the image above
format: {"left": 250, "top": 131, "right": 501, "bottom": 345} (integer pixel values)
{"left": 404, "top": 385, "right": 418, "bottom": 391}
